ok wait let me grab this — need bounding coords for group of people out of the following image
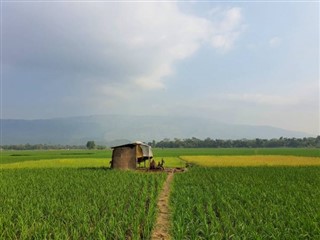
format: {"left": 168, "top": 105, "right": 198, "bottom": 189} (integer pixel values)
{"left": 150, "top": 158, "right": 165, "bottom": 170}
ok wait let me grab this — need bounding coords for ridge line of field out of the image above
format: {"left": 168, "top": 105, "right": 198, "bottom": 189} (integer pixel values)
{"left": 151, "top": 170, "right": 174, "bottom": 240}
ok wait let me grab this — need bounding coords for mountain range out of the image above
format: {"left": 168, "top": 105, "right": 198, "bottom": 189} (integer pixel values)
{"left": 1, "top": 115, "right": 310, "bottom": 146}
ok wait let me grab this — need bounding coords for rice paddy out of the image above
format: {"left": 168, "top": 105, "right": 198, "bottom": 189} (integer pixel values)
{"left": 0, "top": 158, "right": 109, "bottom": 169}
{"left": 181, "top": 155, "right": 320, "bottom": 167}
{"left": 170, "top": 166, "right": 320, "bottom": 239}
{"left": 0, "top": 168, "right": 166, "bottom": 239}
{"left": 1, "top": 148, "right": 319, "bottom": 239}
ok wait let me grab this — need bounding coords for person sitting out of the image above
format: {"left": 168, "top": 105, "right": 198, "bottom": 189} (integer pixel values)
{"left": 158, "top": 159, "right": 165, "bottom": 170}
{"left": 150, "top": 159, "right": 156, "bottom": 170}
{"left": 161, "top": 158, "right": 165, "bottom": 167}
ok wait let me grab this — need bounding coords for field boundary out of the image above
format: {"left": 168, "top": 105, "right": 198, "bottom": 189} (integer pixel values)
{"left": 151, "top": 170, "right": 174, "bottom": 240}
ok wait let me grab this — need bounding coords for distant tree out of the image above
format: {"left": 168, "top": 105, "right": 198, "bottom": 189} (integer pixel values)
{"left": 97, "top": 145, "right": 106, "bottom": 150}
{"left": 86, "top": 141, "right": 96, "bottom": 150}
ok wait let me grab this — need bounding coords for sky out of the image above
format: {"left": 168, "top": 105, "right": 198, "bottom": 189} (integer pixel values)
{"left": 1, "top": 1, "right": 319, "bottom": 135}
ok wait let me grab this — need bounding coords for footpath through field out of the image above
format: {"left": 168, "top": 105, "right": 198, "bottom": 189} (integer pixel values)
{"left": 151, "top": 170, "right": 174, "bottom": 240}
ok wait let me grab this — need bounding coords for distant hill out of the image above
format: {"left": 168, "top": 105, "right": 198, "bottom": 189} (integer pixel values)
{"left": 1, "top": 115, "right": 310, "bottom": 145}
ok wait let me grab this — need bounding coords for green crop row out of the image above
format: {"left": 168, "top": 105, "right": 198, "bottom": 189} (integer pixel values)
{"left": 153, "top": 148, "right": 320, "bottom": 158}
{"left": 1, "top": 148, "right": 319, "bottom": 164}
{"left": 170, "top": 166, "right": 320, "bottom": 239}
{"left": 0, "top": 150, "right": 113, "bottom": 164}
{"left": 0, "top": 168, "right": 166, "bottom": 239}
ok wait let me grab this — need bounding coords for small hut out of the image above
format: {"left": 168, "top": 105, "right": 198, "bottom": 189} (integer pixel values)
{"left": 110, "top": 141, "right": 153, "bottom": 169}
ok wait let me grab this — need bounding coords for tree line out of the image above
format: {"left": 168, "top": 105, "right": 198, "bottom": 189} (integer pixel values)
{"left": 0, "top": 144, "right": 87, "bottom": 151}
{"left": 0, "top": 143, "right": 106, "bottom": 151}
{"left": 1, "top": 136, "right": 319, "bottom": 150}
{"left": 149, "top": 136, "right": 320, "bottom": 148}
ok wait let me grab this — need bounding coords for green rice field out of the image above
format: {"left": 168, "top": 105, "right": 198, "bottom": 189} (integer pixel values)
{"left": 170, "top": 166, "right": 320, "bottom": 239}
{"left": 1, "top": 148, "right": 319, "bottom": 165}
{"left": 1, "top": 168, "right": 166, "bottom": 239}
{"left": 1, "top": 148, "right": 319, "bottom": 239}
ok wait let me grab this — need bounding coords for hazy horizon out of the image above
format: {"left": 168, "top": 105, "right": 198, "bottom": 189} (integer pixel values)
{"left": 2, "top": 1, "right": 319, "bottom": 135}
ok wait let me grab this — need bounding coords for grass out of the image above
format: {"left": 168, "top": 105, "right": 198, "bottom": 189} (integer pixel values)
{"left": 170, "top": 166, "right": 320, "bottom": 239}
{"left": 0, "top": 157, "right": 185, "bottom": 170}
{"left": 0, "top": 168, "right": 166, "bottom": 239}
{"left": 152, "top": 157, "right": 186, "bottom": 168}
{"left": 153, "top": 148, "right": 320, "bottom": 157}
{"left": 0, "top": 150, "right": 112, "bottom": 164}
{"left": 1, "top": 148, "right": 319, "bottom": 165}
{"left": 0, "top": 158, "right": 110, "bottom": 169}
{"left": 1, "top": 147, "right": 320, "bottom": 239}
{"left": 181, "top": 155, "right": 320, "bottom": 167}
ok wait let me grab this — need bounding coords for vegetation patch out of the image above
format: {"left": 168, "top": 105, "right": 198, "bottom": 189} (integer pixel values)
{"left": 60, "top": 152, "right": 95, "bottom": 155}
{"left": 0, "top": 168, "right": 166, "bottom": 239}
{"left": 0, "top": 150, "right": 113, "bottom": 164}
{"left": 153, "top": 148, "right": 320, "bottom": 157}
{"left": 152, "top": 157, "right": 186, "bottom": 168}
{"left": 181, "top": 155, "right": 320, "bottom": 167}
{"left": 170, "top": 166, "right": 320, "bottom": 239}
{"left": 2, "top": 148, "right": 319, "bottom": 165}
{"left": 0, "top": 158, "right": 110, "bottom": 169}
{"left": 1, "top": 148, "right": 320, "bottom": 239}
{"left": 10, "top": 154, "right": 31, "bottom": 157}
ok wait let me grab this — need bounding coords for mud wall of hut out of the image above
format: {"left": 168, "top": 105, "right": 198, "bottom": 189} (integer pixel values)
{"left": 111, "top": 146, "right": 136, "bottom": 169}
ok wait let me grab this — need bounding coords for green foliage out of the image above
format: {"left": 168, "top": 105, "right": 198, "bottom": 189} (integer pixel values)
{"left": 0, "top": 158, "right": 111, "bottom": 169}
{"left": 86, "top": 141, "right": 96, "bottom": 150}
{"left": 153, "top": 148, "right": 320, "bottom": 157}
{"left": 0, "top": 169, "right": 166, "bottom": 239}
{"left": 0, "top": 150, "right": 113, "bottom": 164}
{"left": 170, "top": 166, "right": 320, "bottom": 239}
{"left": 1, "top": 148, "right": 319, "bottom": 165}
{"left": 0, "top": 143, "right": 87, "bottom": 150}
{"left": 156, "top": 136, "right": 320, "bottom": 148}
{"left": 1, "top": 149, "right": 320, "bottom": 239}
{"left": 1, "top": 136, "right": 319, "bottom": 151}
{"left": 151, "top": 157, "right": 186, "bottom": 168}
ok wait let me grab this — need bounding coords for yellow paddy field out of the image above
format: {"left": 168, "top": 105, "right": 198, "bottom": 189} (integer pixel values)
{"left": 1, "top": 154, "right": 319, "bottom": 169}
{"left": 0, "top": 158, "right": 109, "bottom": 169}
{"left": 181, "top": 155, "right": 320, "bottom": 167}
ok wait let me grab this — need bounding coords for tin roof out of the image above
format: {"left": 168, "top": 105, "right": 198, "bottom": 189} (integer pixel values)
{"left": 111, "top": 141, "right": 150, "bottom": 149}
{"left": 111, "top": 141, "right": 153, "bottom": 158}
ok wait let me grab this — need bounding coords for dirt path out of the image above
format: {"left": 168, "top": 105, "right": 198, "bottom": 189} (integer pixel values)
{"left": 151, "top": 170, "right": 174, "bottom": 240}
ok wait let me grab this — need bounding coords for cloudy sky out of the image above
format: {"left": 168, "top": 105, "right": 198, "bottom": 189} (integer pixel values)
{"left": 2, "top": 1, "right": 319, "bottom": 135}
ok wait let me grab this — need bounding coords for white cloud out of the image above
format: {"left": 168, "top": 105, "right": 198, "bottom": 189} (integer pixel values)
{"left": 2, "top": 2, "right": 247, "bottom": 122}
{"left": 4, "top": 2, "right": 244, "bottom": 99}
{"left": 210, "top": 7, "right": 244, "bottom": 50}
{"left": 134, "top": 63, "right": 172, "bottom": 90}
{"left": 269, "top": 36, "right": 282, "bottom": 47}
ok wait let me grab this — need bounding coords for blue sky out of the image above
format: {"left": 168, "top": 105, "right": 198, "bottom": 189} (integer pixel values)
{"left": 2, "top": 1, "right": 319, "bottom": 135}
